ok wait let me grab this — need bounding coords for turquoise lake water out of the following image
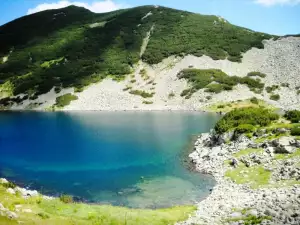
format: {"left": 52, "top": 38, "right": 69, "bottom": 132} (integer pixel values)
{"left": 0, "top": 111, "right": 219, "bottom": 208}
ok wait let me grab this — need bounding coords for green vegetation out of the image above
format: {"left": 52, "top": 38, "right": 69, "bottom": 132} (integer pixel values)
{"left": 270, "top": 94, "right": 280, "bottom": 101}
{"left": 59, "top": 195, "right": 73, "bottom": 204}
{"left": 284, "top": 110, "right": 300, "bottom": 123}
{"left": 291, "top": 126, "right": 300, "bottom": 136}
{"left": 142, "top": 100, "right": 153, "bottom": 104}
{"left": 266, "top": 85, "right": 279, "bottom": 93}
{"left": 140, "top": 69, "right": 150, "bottom": 80}
{"left": 0, "top": 5, "right": 273, "bottom": 104}
{"left": 226, "top": 214, "right": 272, "bottom": 225}
{"left": 40, "top": 57, "right": 65, "bottom": 68}
{"left": 2, "top": 181, "right": 17, "bottom": 189}
{"left": 178, "top": 69, "right": 264, "bottom": 98}
{"left": 247, "top": 71, "right": 267, "bottom": 78}
{"left": 55, "top": 93, "right": 78, "bottom": 108}
{"left": 233, "top": 148, "right": 264, "bottom": 158}
{"left": 274, "top": 149, "right": 300, "bottom": 160}
{"left": 225, "top": 164, "right": 271, "bottom": 188}
{"left": 123, "top": 86, "right": 132, "bottom": 91}
{"left": 168, "top": 92, "right": 175, "bottom": 99}
{"left": 0, "top": 185, "right": 195, "bottom": 225}
{"left": 281, "top": 83, "right": 289, "bottom": 88}
{"left": 129, "top": 90, "right": 154, "bottom": 98}
{"left": 214, "top": 107, "right": 279, "bottom": 134}
{"left": 250, "top": 97, "right": 259, "bottom": 104}
{"left": 235, "top": 124, "right": 255, "bottom": 134}
{"left": 207, "top": 99, "right": 273, "bottom": 113}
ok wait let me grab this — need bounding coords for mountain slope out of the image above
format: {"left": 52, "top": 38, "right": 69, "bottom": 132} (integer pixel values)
{"left": 0, "top": 5, "right": 273, "bottom": 104}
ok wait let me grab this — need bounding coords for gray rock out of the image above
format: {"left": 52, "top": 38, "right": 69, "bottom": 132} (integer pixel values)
{"left": 0, "top": 178, "right": 8, "bottom": 184}
{"left": 6, "top": 211, "right": 18, "bottom": 219}
{"left": 247, "top": 209, "right": 258, "bottom": 217}
{"left": 230, "top": 212, "right": 243, "bottom": 218}
{"left": 6, "top": 188, "right": 16, "bottom": 195}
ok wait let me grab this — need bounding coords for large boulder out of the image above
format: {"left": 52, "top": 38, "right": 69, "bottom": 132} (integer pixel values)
{"left": 0, "top": 178, "right": 8, "bottom": 184}
{"left": 272, "top": 137, "right": 296, "bottom": 154}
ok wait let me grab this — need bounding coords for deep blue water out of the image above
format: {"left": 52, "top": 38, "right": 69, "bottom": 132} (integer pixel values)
{"left": 0, "top": 111, "right": 219, "bottom": 208}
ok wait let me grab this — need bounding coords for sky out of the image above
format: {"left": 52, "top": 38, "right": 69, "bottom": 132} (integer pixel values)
{"left": 0, "top": 0, "right": 299, "bottom": 35}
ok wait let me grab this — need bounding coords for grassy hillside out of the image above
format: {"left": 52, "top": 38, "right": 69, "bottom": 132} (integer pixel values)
{"left": 0, "top": 5, "right": 274, "bottom": 104}
{"left": 0, "top": 183, "right": 195, "bottom": 225}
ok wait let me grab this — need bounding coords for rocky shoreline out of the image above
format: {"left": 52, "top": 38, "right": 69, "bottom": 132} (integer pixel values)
{"left": 179, "top": 130, "right": 300, "bottom": 225}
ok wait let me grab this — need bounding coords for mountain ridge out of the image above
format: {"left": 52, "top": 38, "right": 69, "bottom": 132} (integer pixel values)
{"left": 1, "top": 5, "right": 299, "bottom": 111}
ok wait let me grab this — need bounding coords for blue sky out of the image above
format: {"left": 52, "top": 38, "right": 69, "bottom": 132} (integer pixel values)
{"left": 0, "top": 0, "right": 299, "bottom": 35}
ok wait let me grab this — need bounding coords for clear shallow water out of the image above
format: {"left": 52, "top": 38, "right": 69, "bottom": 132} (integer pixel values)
{"left": 0, "top": 111, "right": 219, "bottom": 208}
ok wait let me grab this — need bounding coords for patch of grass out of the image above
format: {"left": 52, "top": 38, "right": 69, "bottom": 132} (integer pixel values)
{"left": 247, "top": 72, "right": 267, "bottom": 78}
{"left": 291, "top": 126, "right": 300, "bottom": 136}
{"left": 129, "top": 90, "right": 154, "bottom": 98}
{"left": 59, "top": 195, "right": 73, "bottom": 204}
{"left": 177, "top": 69, "right": 264, "bottom": 97}
{"left": 284, "top": 110, "right": 300, "bottom": 123}
{"left": 270, "top": 94, "right": 280, "bottom": 101}
{"left": 0, "top": 185, "right": 196, "bottom": 225}
{"left": 123, "top": 86, "right": 132, "bottom": 91}
{"left": 255, "top": 133, "right": 288, "bottom": 143}
{"left": 214, "top": 107, "right": 279, "bottom": 134}
{"left": 275, "top": 149, "right": 300, "bottom": 160}
{"left": 250, "top": 97, "right": 259, "bottom": 104}
{"left": 142, "top": 100, "right": 153, "bottom": 104}
{"left": 168, "top": 92, "right": 175, "bottom": 99}
{"left": 40, "top": 57, "right": 64, "bottom": 69}
{"left": 225, "top": 164, "right": 271, "bottom": 188}
{"left": 55, "top": 93, "right": 78, "bottom": 108}
{"left": 140, "top": 69, "right": 150, "bottom": 81}
{"left": 226, "top": 215, "right": 272, "bottom": 225}
{"left": 233, "top": 148, "right": 264, "bottom": 158}
{"left": 207, "top": 99, "right": 273, "bottom": 113}
{"left": 1, "top": 181, "right": 17, "bottom": 189}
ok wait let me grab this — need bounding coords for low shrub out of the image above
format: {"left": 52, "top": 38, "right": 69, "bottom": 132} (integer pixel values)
{"left": 291, "top": 127, "right": 300, "bottom": 136}
{"left": 205, "top": 83, "right": 225, "bottom": 93}
{"left": 168, "top": 92, "right": 175, "bottom": 98}
{"left": 235, "top": 124, "right": 255, "bottom": 134}
{"left": 180, "top": 88, "right": 193, "bottom": 97}
{"left": 123, "top": 86, "right": 132, "bottom": 91}
{"left": 142, "top": 101, "right": 153, "bottom": 104}
{"left": 55, "top": 93, "right": 78, "bottom": 108}
{"left": 37, "top": 212, "right": 50, "bottom": 219}
{"left": 59, "top": 195, "right": 73, "bottom": 203}
{"left": 2, "top": 181, "right": 16, "bottom": 189}
{"left": 266, "top": 85, "right": 279, "bottom": 93}
{"left": 284, "top": 110, "right": 300, "bottom": 123}
{"left": 250, "top": 97, "right": 259, "bottom": 104}
{"left": 214, "top": 107, "right": 279, "bottom": 134}
{"left": 281, "top": 83, "right": 289, "bottom": 88}
{"left": 247, "top": 72, "right": 267, "bottom": 78}
{"left": 177, "top": 69, "right": 264, "bottom": 97}
{"left": 270, "top": 94, "right": 280, "bottom": 101}
{"left": 54, "top": 86, "right": 62, "bottom": 94}
{"left": 129, "top": 90, "right": 154, "bottom": 98}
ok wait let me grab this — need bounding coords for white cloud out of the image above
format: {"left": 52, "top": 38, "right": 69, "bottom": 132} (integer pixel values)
{"left": 254, "top": 0, "right": 300, "bottom": 6}
{"left": 27, "top": 0, "right": 127, "bottom": 14}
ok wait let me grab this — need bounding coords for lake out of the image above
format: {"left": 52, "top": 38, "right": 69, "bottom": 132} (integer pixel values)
{"left": 0, "top": 111, "right": 219, "bottom": 208}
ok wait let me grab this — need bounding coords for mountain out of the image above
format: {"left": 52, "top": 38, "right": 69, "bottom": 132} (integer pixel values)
{"left": 0, "top": 5, "right": 272, "bottom": 98}
{"left": 0, "top": 5, "right": 299, "bottom": 111}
